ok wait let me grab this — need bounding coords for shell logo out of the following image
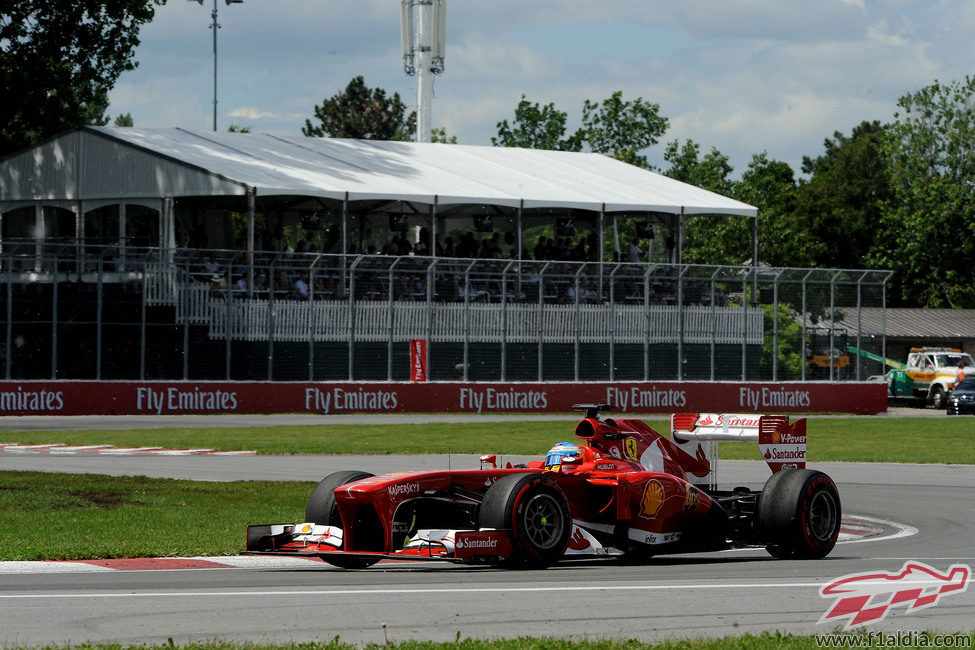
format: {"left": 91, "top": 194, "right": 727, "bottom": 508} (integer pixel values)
{"left": 772, "top": 431, "right": 781, "bottom": 443}
{"left": 640, "top": 480, "right": 664, "bottom": 518}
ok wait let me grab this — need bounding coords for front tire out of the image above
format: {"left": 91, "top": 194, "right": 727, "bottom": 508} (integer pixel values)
{"left": 306, "top": 470, "right": 380, "bottom": 569}
{"left": 478, "top": 473, "right": 571, "bottom": 568}
{"left": 930, "top": 386, "right": 947, "bottom": 409}
{"left": 759, "top": 469, "right": 840, "bottom": 559}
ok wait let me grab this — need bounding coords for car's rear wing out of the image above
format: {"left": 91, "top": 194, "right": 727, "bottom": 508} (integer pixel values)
{"left": 670, "top": 413, "right": 807, "bottom": 488}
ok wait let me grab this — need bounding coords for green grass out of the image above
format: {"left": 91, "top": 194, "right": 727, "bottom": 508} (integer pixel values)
{"left": 0, "top": 471, "right": 312, "bottom": 561}
{"left": 8, "top": 632, "right": 975, "bottom": 649}
{"left": 4, "top": 417, "right": 975, "bottom": 463}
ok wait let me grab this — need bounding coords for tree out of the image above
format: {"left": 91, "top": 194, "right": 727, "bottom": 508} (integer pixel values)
{"left": 872, "top": 78, "right": 975, "bottom": 307}
{"left": 0, "top": 0, "right": 163, "bottom": 156}
{"left": 492, "top": 91, "right": 669, "bottom": 167}
{"left": 791, "top": 121, "right": 890, "bottom": 270}
{"left": 430, "top": 126, "right": 457, "bottom": 143}
{"left": 663, "top": 139, "right": 733, "bottom": 194}
{"left": 302, "top": 76, "right": 415, "bottom": 141}
{"left": 734, "top": 152, "right": 808, "bottom": 268}
{"left": 581, "top": 91, "right": 669, "bottom": 168}
{"left": 492, "top": 96, "right": 583, "bottom": 151}
{"left": 664, "top": 140, "right": 741, "bottom": 265}
{"left": 114, "top": 113, "right": 135, "bottom": 127}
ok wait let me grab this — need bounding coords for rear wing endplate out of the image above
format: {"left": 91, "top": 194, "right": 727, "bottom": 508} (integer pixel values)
{"left": 670, "top": 413, "right": 807, "bottom": 486}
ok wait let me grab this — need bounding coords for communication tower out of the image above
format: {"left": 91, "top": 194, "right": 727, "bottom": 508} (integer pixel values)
{"left": 401, "top": 0, "right": 446, "bottom": 143}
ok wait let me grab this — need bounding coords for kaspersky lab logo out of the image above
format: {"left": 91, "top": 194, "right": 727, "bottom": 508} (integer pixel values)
{"left": 819, "top": 561, "right": 970, "bottom": 630}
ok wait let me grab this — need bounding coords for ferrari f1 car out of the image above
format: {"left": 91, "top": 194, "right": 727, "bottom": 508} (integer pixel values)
{"left": 245, "top": 404, "right": 841, "bottom": 568}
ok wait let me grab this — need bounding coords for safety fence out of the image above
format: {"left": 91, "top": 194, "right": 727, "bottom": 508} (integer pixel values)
{"left": 0, "top": 243, "right": 893, "bottom": 382}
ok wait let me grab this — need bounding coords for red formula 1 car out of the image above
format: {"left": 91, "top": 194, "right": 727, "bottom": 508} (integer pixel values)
{"left": 245, "top": 404, "right": 841, "bottom": 568}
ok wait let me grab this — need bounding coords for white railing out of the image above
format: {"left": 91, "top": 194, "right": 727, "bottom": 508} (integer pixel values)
{"left": 201, "top": 298, "right": 762, "bottom": 344}
{"left": 143, "top": 258, "right": 764, "bottom": 344}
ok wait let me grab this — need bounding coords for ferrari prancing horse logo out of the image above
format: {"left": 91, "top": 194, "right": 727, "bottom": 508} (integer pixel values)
{"left": 624, "top": 437, "right": 639, "bottom": 461}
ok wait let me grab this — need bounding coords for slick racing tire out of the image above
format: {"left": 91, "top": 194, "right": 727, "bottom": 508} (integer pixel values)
{"left": 478, "top": 473, "right": 571, "bottom": 569}
{"left": 306, "top": 470, "right": 381, "bottom": 569}
{"left": 759, "top": 469, "right": 841, "bottom": 560}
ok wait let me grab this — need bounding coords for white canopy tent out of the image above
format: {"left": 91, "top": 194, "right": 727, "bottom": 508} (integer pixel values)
{"left": 0, "top": 127, "right": 758, "bottom": 263}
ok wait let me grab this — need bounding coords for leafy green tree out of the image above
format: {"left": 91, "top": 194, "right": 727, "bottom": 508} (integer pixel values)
{"left": 0, "top": 0, "right": 163, "bottom": 156}
{"left": 664, "top": 140, "right": 741, "bottom": 265}
{"left": 114, "top": 113, "right": 135, "bottom": 127}
{"left": 430, "top": 126, "right": 457, "bottom": 143}
{"left": 227, "top": 124, "right": 251, "bottom": 133}
{"left": 791, "top": 121, "right": 890, "bottom": 270}
{"left": 663, "top": 139, "right": 734, "bottom": 194}
{"left": 735, "top": 152, "right": 809, "bottom": 268}
{"left": 581, "top": 91, "right": 669, "bottom": 168}
{"left": 760, "top": 301, "right": 806, "bottom": 380}
{"left": 492, "top": 91, "right": 669, "bottom": 167}
{"left": 492, "top": 96, "right": 583, "bottom": 151}
{"left": 303, "top": 76, "right": 416, "bottom": 141}
{"left": 872, "top": 77, "right": 975, "bottom": 307}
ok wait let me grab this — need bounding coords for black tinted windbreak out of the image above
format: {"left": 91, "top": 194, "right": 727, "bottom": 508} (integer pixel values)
{"left": 957, "top": 378, "right": 975, "bottom": 390}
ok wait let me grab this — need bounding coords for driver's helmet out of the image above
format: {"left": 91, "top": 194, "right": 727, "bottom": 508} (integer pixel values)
{"left": 545, "top": 442, "right": 581, "bottom": 470}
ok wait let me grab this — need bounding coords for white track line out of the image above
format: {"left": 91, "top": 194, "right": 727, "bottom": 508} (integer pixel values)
{"left": 0, "top": 443, "right": 255, "bottom": 456}
{"left": 2, "top": 578, "right": 960, "bottom": 600}
{"left": 837, "top": 514, "right": 919, "bottom": 545}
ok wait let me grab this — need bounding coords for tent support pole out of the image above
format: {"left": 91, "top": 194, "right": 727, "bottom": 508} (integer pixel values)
{"left": 247, "top": 187, "right": 255, "bottom": 298}
{"left": 516, "top": 200, "right": 523, "bottom": 260}
{"left": 677, "top": 208, "right": 685, "bottom": 266}
{"left": 598, "top": 205, "right": 605, "bottom": 262}
{"left": 341, "top": 192, "right": 349, "bottom": 256}
{"left": 431, "top": 197, "right": 438, "bottom": 258}
{"left": 598, "top": 204, "right": 605, "bottom": 302}
{"left": 119, "top": 202, "right": 127, "bottom": 270}
{"left": 76, "top": 200, "right": 85, "bottom": 275}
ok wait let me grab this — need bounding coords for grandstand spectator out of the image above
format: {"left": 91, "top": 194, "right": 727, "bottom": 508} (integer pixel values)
{"left": 627, "top": 240, "right": 643, "bottom": 264}
{"left": 414, "top": 228, "right": 431, "bottom": 257}
{"left": 293, "top": 274, "right": 309, "bottom": 299}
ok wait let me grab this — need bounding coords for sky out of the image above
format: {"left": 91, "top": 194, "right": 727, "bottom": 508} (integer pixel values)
{"left": 107, "top": 0, "right": 975, "bottom": 177}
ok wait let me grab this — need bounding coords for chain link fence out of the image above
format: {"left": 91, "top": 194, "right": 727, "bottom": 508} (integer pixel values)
{"left": 0, "top": 244, "right": 892, "bottom": 382}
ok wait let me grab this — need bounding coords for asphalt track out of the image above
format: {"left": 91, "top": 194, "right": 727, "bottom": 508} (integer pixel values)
{"left": 1, "top": 412, "right": 974, "bottom": 646}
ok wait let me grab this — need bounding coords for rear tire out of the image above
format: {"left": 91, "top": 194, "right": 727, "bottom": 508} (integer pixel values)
{"left": 759, "top": 469, "right": 840, "bottom": 560}
{"left": 478, "top": 473, "right": 571, "bottom": 569}
{"left": 306, "top": 470, "right": 380, "bottom": 569}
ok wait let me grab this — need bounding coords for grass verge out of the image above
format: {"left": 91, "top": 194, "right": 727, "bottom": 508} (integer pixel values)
{"left": 3, "top": 416, "right": 974, "bottom": 463}
{"left": 6, "top": 632, "right": 975, "bottom": 649}
{"left": 0, "top": 471, "right": 310, "bottom": 561}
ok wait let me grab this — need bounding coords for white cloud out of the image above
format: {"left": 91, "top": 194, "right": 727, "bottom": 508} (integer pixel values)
{"left": 227, "top": 107, "right": 300, "bottom": 121}
{"left": 867, "top": 19, "right": 910, "bottom": 46}
{"left": 107, "top": 0, "right": 975, "bottom": 177}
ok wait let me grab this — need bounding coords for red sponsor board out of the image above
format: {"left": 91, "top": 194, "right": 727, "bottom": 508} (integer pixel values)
{"left": 453, "top": 530, "right": 512, "bottom": 561}
{"left": 409, "top": 339, "right": 427, "bottom": 382}
{"left": 0, "top": 381, "right": 887, "bottom": 416}
{"left": 758, "top": 417, "right": 808, "bottom": 473}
